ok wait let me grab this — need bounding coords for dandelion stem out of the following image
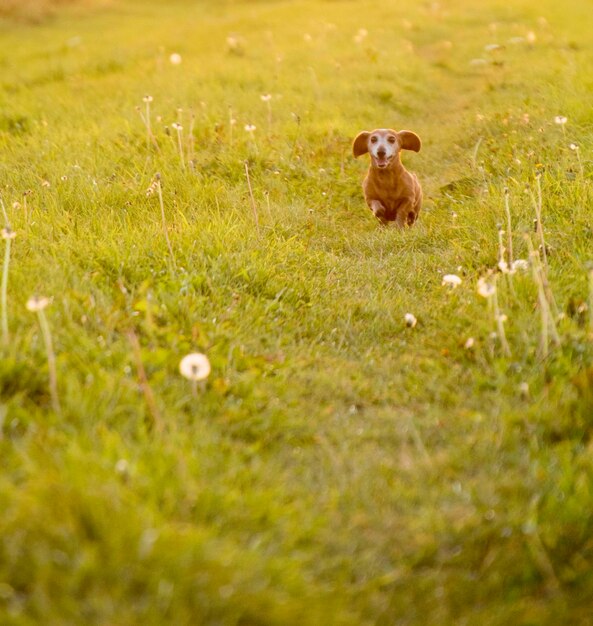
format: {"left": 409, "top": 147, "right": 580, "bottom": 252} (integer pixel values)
{"left": 188, "top": 112, "right": 196, "bottom": 162}
{"left": 1, "top": 237, "right": 11, "bottom": 345}
{"left": 155, "top": 175, "right": 177, "bottom": 270}
{"left": 504, "top": 188, "right": 513, "bottom": 267}
{"left": 37, "top": 309, "right": 61, "bottom": 415}
{"left": 145, "top": 101, "right": 151, "bottom": 150}
{"left": 228, "top": 106, "right": 234, "bottom": 148}
{"left": 575, "top": 146, "right": 584, "bottom": 177}
{"left": 589, "top": 268, "right": 593, "bottom": 335}
{"left": 176, "top": 127, "right": 186, "bottom": 170}
{"left": 534, "top": 175, "right": 548, "bottom": 272}
{"left": 244, "top": 161, "right": 261, "bottom": 237}
{"left": 525, "top": 236, "right": 560, "bottom": 356}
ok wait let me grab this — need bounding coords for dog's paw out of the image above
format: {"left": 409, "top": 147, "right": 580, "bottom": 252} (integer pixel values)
{"left": 370, "top": 201, "right": 387, "bottom": 220}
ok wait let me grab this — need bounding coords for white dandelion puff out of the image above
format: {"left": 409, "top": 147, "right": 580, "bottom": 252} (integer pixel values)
{"left": 404, "top": 313, "right": 417, "bottom": 328}
{"left": 477, "top": 277, "right": 496, "bottom": 298}
{"left": 26, "top": 295, "right": 51, "bottom": 312}
{"left": 179, "top": 353, "right": 211, "bottom": 381}
{"left": 442, "top": 274, "right": 462, "bottom": 288}
{"left": 511, "top": 259, "right": 529, "bottom": 272}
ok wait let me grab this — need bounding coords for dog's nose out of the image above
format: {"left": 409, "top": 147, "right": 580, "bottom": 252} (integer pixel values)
{"left": 377, "top": 148, "right": 386, "bottom": 158}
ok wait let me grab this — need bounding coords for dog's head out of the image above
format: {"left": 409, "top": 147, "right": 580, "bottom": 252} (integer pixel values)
{"left": 352, "top": 129, "right": 421, "bottom": 169}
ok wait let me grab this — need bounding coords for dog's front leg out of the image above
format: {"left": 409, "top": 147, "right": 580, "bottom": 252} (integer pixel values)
{"left": 369, "top": 200, "right": 388, "bottom": 225}
{"left": 395, "top": 200, "right": 417, "bottom": 229}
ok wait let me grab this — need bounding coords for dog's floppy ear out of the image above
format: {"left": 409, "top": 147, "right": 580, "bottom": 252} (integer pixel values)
{"left": 352, "top": 131, "right": 370, "bottom": 157}
{"left": 397, "top": 130, "right": 421, "bottom": 152}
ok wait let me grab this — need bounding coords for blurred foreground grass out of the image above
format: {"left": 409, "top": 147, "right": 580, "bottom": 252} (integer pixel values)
{"left": 1, "top": 0, "right": 593, "bottom": 624}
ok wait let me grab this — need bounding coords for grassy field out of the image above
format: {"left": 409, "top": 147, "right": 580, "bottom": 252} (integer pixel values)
{"left": 1, "top": 0, "right": 593, "bottom": 623}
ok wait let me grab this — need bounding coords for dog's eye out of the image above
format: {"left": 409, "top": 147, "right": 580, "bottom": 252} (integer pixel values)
{"left": 370, "top": 136, "right": 378, "bottom": 143}
{"left": 388, "top": 136, "right": 396, "bottom": 143}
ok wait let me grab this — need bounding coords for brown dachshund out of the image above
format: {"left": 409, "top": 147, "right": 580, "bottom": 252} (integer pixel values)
{"left": 353, "top": 128, "right": 422, "bottom": 227}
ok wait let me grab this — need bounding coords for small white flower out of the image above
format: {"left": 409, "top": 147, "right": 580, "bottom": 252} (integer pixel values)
{"left": 554, "top": 115, "right": 568, "bottom": 125}
{"left": 179, "top": 353, "right": 211, "bottom": 381}
{"left": 464, "top": 337, "right": 475, "bottom": 350}
{"left": 260, "top": 94, "right": 272, "bottom": 102}
{"left": 142, "top": 95, "right": 153, "bottom": 103}
{"left": 41, "top": 180, "right": 51, "bottom": 188}
{"left": 569, "top": 142, "right": 579, "bottom": 151}
{"left": 511, "top": 259, "right": 529, "bottom": 272}
{"left": 518, "top": 382, "right": 530, "bottom": 397}
{"left": 172, "top": 122, "right": 183, "bottom": 131}
{"left": 498, "top": 260, "right": 510, "bottom": 273}
{"left": 26, "top": 295, "right": 51, "bottom": 312}
{"left": 1, "top": 227, "right": 16, "bottom": 240}
{"left": 442, "top": 274, "right": 462, "bottom": 288}
{"left": 115, "top": 459, "right": 129, "bottom": 475}
{"left": 526, "top": 31, "right": 537, "bottom": 44}
{"left": 404, "top": 313, "right": 417, "bottom": 328}
{"left": 169, "top": 53, "right": 182, "bottom": 65}
{"left": 477, "top": 277, "right": 496, "bottom": 298}
{"left": 244, "top": 124, "right": 256, "bottom": 132}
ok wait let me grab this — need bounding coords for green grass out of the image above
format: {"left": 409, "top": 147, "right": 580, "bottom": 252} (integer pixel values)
{"left": 1, "top": 0, "right": 593, "bottom": 623}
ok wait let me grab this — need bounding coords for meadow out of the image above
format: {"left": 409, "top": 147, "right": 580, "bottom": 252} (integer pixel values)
{"left": 1, "top": 0, "right": 593, "bottom": 623}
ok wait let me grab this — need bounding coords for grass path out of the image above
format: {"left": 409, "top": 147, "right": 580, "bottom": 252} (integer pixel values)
{"left": 1, "top": 0, "right": 593, "bottom": 624}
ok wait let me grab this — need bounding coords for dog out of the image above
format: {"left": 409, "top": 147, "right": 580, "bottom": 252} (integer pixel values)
{"left": 352, "top": 128, "right": 422, "bottom": 227}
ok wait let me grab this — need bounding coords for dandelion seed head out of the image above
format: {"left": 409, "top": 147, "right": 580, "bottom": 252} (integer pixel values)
{"left": 115, "top": 459, "right": 129, "bottom": 475}
{"left": 511, "top": 259, "right": 529, "bottom": 272}
{"left": 179, "top": 353, "right": 211, "bottom": 381}
{"left": 442, "top": 274, "right": 462, "bottom": 288}
{"left": 26, "top": 295, "right": 51, "bottom": 312}
{"left": 477, "top": 277, "right": 496, "bottom": 298}
{"left": 404, "top": 313, "right": 417, "bottom": 328}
